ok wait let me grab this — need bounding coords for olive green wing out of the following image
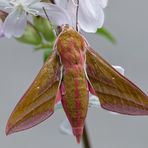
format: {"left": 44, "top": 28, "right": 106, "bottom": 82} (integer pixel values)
{"left": 86, "top": 47, "right": 148, "bottom": 115}
{"left": 6, "top": 51, "right": 62, "bottom": 135}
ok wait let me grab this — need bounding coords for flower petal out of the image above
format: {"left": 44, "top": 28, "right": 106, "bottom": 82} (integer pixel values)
{"left": 98, "top": 0, "right": 108, "bottom": 8}
{"left": 112, "top": 66, "right": 124, "bottom": 75}
{"left": 79, "top": 0, "right": 104, "bottom": 32}
{"left": 55, "top": 0, "right": 106, "bottom": 32}
{"left": 3, "top": 8, "right": 27, "bottom": 38}
{"left": 56, "top": 0, "right": 77, "bottom": 29}
{"left": 54, "top": 101, "right": 63, "bottom": 110}
{"left": 55, "top": 0, "right": 67, "bottom": 8}
{"left": 0, "top": 0, "right": 9, "bottom": 8}
{"left": 89, "top": 93, "right": 100, "bottom": 108}
{"left": 60, "top": 118, "right": 73, "bottom": 135}
{"left": 23, "top": 0, "right": 41, "bottom": 6}
{"left": 30, "top": 2, "right": 72, "bottom": 26}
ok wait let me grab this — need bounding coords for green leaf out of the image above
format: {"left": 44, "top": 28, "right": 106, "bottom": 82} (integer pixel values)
{"left": 43, "top": 48, "right": 52, "bottom": 62}
{"left": 96, "top": 27, "right": 116, "bottom": 44}
{"left": 33, "top": 16, "right": 55, "bottom": 42}
{"left": 17, "top": 23, "right": 42, "bottom": 45}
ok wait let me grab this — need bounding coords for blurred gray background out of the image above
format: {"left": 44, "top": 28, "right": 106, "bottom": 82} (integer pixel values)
{"left": 0, "top": 0, "right": 148, "bottom": 148}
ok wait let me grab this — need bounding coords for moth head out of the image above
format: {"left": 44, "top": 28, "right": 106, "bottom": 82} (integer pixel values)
{"left": 56, "top": 24, "right": 75, "bottom": 35}
{"left": 56, "top": 25, "right": 86, "bottom": 57}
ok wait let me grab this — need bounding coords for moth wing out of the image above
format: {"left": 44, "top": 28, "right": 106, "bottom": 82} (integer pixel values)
{"left": 86, "top": 47, "right": 148, "bottom": 115}
{"left": 6, "top": 51, "right": 62, "bottom": 135}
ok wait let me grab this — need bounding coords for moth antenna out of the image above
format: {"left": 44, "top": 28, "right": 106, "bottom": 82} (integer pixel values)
{"left": 76, "top": 0, "right": 79, "bottom": 31}
{"left": 42, "top": 7, "right": 57, "bottom": 36}
{"left": 43, "top": 7, "right": 51, "bottom": 23}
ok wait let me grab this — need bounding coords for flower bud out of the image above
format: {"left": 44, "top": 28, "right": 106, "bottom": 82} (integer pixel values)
{"left": 17, "top": 23, "right": 42, "bottom": 45}
{"left": 33, "top": 16, "right": 55, "bottom": 42}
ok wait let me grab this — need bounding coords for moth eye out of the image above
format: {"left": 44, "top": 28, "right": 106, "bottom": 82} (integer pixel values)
{"left": 57, "top": 26, "right": 62, "bottom": 34}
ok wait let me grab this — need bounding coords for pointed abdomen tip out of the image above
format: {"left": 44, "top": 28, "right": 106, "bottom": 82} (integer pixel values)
{"left": 72, "top": 127, "right": 83, "bottom": 143}
{"left": 76, "top": 134, "right": 82, "bottom": 143}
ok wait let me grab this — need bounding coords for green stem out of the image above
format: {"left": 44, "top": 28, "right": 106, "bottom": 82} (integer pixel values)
{"left": 82, "top": 124, "right": 92, "bottom": 148}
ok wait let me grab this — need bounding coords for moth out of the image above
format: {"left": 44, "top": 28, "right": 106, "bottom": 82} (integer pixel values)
{"left": 6, "top": 25, "right": 148, "bottom": 143}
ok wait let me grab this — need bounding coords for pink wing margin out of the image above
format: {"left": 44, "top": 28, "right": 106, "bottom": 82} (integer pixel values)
{"left": 86, "top": 47, "right": 148, "bottom": 115}
{"left": 6, "top": 51, "right": 62, "bottom": 135}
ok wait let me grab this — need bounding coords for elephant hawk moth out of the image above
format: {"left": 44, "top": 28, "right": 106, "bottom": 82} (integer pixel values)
{"left": 6, "top": 25, "right": 148, "bottom": 143}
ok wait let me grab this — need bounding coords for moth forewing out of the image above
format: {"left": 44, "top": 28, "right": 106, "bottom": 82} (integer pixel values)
{"left": 6, "top": 51, "right": 62, "bottom": 135}
{"left": 86, "top": 47, "right": 148, "bottom": 115}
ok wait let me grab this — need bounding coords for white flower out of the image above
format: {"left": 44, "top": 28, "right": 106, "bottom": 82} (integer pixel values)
{"left": 57, "top": 65, "right": 124, "bottom": 135}
{"left": 0, "top": 0, "right": 71, "bottom": 38}
{"left": 55, "top": 0, "right": 108, "bottom": 33}
{"left": 112, "top": 65, "right": 124, "bottom": 75}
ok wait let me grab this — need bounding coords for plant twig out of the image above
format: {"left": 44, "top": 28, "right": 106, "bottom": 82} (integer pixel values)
{"left": 50, "top": 0, "right": 55, "bottom": 4}
{"left": 82, "top": 124, "right": 92, "bottom": 148}
{"left": 76, "top": 0, "right": 79, "bottom": 31}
